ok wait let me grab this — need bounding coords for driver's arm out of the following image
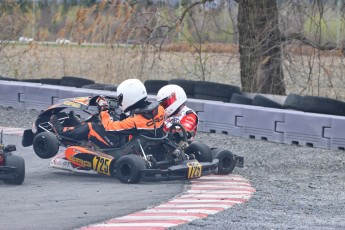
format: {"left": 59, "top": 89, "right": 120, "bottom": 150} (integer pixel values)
{"left": 100, "top": 110, "right": 136, "bottom": 131}
{"left": 180, "top": 113, "right": 198, "bottom": 139}
{"left": 180, "top": 112, "right": 198, "bottom": 132}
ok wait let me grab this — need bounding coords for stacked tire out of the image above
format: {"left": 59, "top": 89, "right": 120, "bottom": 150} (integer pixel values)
{"left": 193, "top": 81, "right": 242, "bottom": 102}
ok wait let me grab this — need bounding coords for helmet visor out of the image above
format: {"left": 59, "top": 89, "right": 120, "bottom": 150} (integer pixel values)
{"left": 160, "top": 93, "right": 177, "bottom": 109}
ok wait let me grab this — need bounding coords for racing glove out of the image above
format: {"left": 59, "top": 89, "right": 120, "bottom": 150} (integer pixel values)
{"left": 96, "top": 96, "right": 109, "bottom": 112}
{"left": 119, "top": 112, "right": 129, "bottom": 121}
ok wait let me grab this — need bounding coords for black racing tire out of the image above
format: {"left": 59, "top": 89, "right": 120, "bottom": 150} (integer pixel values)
{"left": 21, "top": 78, "right": 41, "bottom": 83}
{"left": 230, "top": 93, "right": 253, "bottom": 105}
{"left": 33, "top": 132, "right": 60, "bottom": 159}
{"left": 61, "top": 76, "right": 95, "bottom": 88}
{"left": 115, "top": 154, "right": 146, "bottom": 184}
{"left": 185, "top": 141, "right": 212, "bottom": 162}
{"left": 4, "top": 155, "right": 25, "bottom": 185}
{"left": 283, "top": 93, "right": 304, "bottom": 111}
{"left": 144, "top": 80, "right": 169, "bottom": 94}
{"left": 212, "top": 148, "right": 236, "bottom": 175}
{"left": 301, "top": 95, "right": 345, "bottom": 116}
{"left": 81, "top": 83, "right": 109, "bottom": 90}
{"left": 168, "top": 79, "right": 196, "bottom": 96}
{"left": 104, "top": 85, "right": 117, "bottom": 92}
{"left": 252, "top": 94, "right": 284, "bottom": 109}
{"left": 194, "top": 93, "right": 230, "bottom": 102}
{"left": 0, "top": 76, "right": 18, "bottom": 81}
{"left": 40, "top": 78, "right": 62, "bottom": 86}
{"left": 194, "top": 81, "right": 242, "bottom": 98}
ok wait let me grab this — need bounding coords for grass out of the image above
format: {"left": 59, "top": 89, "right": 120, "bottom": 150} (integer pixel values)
{"left": 1, "top": 41, "right": 345, "bottom": 100}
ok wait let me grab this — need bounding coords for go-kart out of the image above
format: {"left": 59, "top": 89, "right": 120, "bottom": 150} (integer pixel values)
{"left": 21, "top": 95, "right": 244, "bottom": 183}
{"left": 0, "top": 130, "right": 25, "bottom": 185}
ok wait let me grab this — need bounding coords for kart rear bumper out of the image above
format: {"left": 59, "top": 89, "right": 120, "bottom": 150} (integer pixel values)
{"left": 22, "top": 129, "right": 34, "bottom": 147}
{"left": 0, "top": 166, "right": 17, "bottom": 179}
{"left": 234, "top": 155, "right": 244, "bottom": 168}
{"left": 141, "top": 159, "right": 219, "bottom": 181}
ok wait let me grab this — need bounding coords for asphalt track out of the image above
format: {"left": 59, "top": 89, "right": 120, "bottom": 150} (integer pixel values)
{"left": 0, "top": 131, "right": 255, "bottom": 230}
{"left": 0, "top": 134, "right": 185, "bottom": 230}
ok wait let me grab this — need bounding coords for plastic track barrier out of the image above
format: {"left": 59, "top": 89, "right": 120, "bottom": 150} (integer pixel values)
{"left": 1, "top": 80, "right": 345, "bottom": 151}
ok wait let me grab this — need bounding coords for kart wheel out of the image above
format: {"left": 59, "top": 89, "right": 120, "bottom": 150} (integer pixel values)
{"left": 4, "top": 155, "right": 25, "bottom": 185}
{"left": 212, "top": 148, "right": 236, "bottom": 175}
{"left": 115, "top": 155, "right": 146, "bottom": 184}
{"left": 33, "top": 132, "right": 59, "bottom": 159}
{"left": 185, "top": 141, "right": 212, "bottom": 162}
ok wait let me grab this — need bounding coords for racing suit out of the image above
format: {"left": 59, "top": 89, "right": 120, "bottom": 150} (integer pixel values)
{"left": 163, "top": 105, "right": 198, "bottom": 141}
{"left": 100, "top": 103, "right": 165, "bottom": 139}
{"left": 58, "top": 103, "right": 165, "bottom": 148}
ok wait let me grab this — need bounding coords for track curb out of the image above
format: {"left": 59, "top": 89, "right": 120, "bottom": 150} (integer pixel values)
{"left": 80, "top": 174, "right": 255, "bottom": 230}
{"left": 1, "top": 127, "right": 256, "bottom": 230}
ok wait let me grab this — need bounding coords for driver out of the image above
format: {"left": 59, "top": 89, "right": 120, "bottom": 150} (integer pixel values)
{"left": 157, "top": 84, "right": 198, "bottom": 141}
{"left": 50, "top": 79, "right": 165, "bottom": 148}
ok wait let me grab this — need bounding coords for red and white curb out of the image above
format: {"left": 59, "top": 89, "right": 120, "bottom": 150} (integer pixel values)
{"left": 81, "top": 174, "right": 256, "bottom": 230}
{"left": 1, "top": 127, "right": 256, "bottom": 230}
{"left": 0, "top": 126, "right": 25, "bottom": 136}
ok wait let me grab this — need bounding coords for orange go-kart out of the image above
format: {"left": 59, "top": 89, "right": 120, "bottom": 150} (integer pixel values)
{"left": 22, "top": 96, "right": 243, "bottom": 184}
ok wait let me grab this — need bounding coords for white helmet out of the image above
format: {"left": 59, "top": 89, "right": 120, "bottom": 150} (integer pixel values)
{"left": 157, "top": 84, "right": 187, "bottom": 117}
{"left": 116, "top": 79, "right": 147, "bottom": 112}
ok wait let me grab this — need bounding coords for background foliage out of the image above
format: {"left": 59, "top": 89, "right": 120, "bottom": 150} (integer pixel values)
{"left": 1, "top": 0, "right": 345, "bottom": 99}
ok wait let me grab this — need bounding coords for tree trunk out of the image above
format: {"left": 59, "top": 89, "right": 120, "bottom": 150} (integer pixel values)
{"left": 237, "top": 0, "right": 286, "bottom": 95}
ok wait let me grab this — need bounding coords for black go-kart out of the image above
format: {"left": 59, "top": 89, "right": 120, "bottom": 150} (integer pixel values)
{"left": 22, "top": 96, "right": 244, "bottom": 184}
{"left": 0, "top": 130, "right": 25, "bottom": 185}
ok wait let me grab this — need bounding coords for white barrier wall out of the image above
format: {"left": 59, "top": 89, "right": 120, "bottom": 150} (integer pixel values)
{"left": 1, "top": 80, "right": 345, "bottom": 151}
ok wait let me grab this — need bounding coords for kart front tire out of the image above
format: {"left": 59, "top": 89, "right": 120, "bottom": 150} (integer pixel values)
{"left": 212, "top": 148, "right": 236, "bottom": 175}
{"left": 115, "top": 154, "right": 146, "bottom": 184}
{"left": 4, "top": 155, "right": 25, "bottom": 185}
{"left": 33, "top": 132, "right": 59, "bottom": 159}
{"left": 185, "top": 141, "right": 212, "bottom": 162}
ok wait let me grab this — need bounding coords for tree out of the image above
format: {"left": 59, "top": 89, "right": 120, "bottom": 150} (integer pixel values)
{"left": 236, "top": 0, "right": 285, "bottom": 95}
{"left": 141, "top": 0, "right": 286, "bottom": 94}
{"left": 0, "top": 2, "right": 29, "bottom": 53}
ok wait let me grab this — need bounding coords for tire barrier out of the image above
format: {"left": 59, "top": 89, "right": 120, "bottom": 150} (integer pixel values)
{"left": 194, "top": 81, "right": 242, "bottom": 102}
{"left": 230, "top": 93, "right": 253, "bottom": 105}
{"left": 81, "top": 83, "right": 111, "bottom": 90}
{"left": 60, "top": 76, "right": 95, "bottom": 88}
{"left": 168, "top": 79, "right": 196, "bottom": 98}
{"left": 144, "top": 79, "right": 169, "bottom": 94}
{"left": 252, "top": 94, "right": 284, "bottom": 109}
{"left": 1, "top": 80, "right": 345, "bottom": 151}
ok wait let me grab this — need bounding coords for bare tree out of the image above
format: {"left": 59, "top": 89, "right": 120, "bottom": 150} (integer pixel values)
{"left": 235, "top": 0, "right": 285, "bottom": 95}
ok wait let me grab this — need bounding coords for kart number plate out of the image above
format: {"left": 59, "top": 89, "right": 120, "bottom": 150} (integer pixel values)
{"left": 187, "top": 162, "right": 202, "bottom": 179}
{"left": 93, "top": 156, "right": 112, "bottom": 176}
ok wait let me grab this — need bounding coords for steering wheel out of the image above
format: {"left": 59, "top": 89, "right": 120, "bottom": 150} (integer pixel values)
{"left": 169, "top": 123, "right": 187, "bottom": 143}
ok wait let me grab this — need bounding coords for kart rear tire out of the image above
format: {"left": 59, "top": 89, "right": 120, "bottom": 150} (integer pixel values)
{"left": 33, "top": 132, "right": 60, "bottom": 159}
{"left": 116, "top": 154, "right": 146, "bottom": 184}
{"left": 4, "top": 155, "right": 25, "bottom": 185}
{"left": 212, "top": 148, "right": 236, "bottom": 175}
{"left": 185, "top": 141, "right": 212, "bottom": 162}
